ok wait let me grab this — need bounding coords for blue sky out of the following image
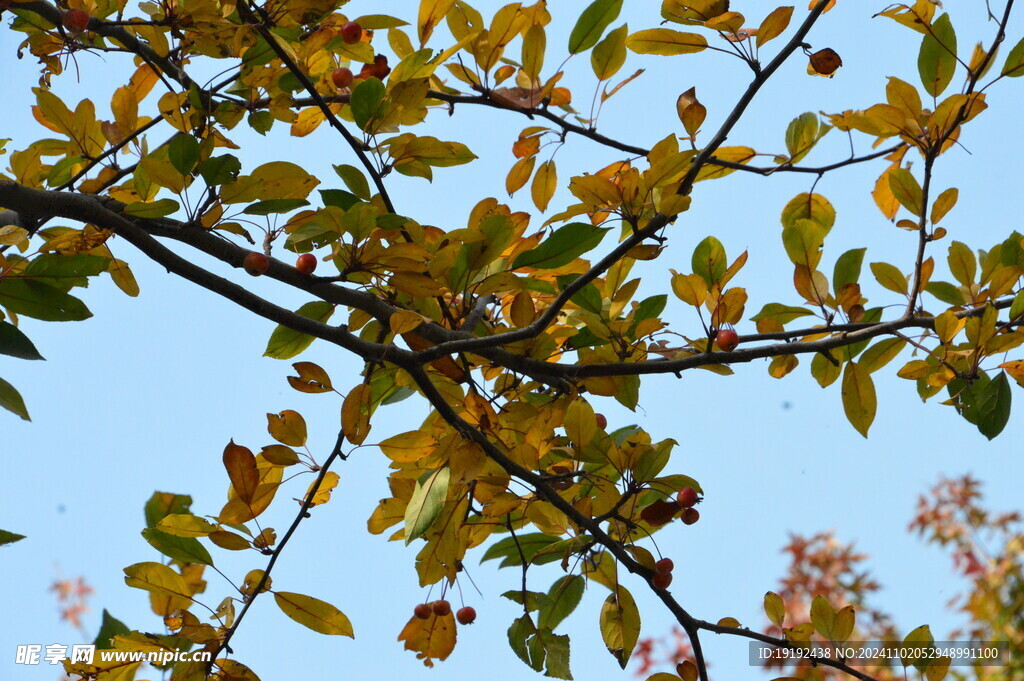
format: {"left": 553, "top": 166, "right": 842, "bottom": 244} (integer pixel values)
{"left": 2, "top": 2, "right": 1023, "bottom": 680}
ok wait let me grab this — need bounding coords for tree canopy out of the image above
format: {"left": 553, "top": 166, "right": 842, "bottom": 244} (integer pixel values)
{"left": 2, "top": 0, "right": 1023, "bottom": 680}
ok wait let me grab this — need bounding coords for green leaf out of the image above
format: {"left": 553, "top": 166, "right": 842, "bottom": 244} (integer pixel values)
{"left": 25, "top": 254, "right": 110, "bottom": 279}
{"left": 350, "top": 77, "right": 386, "bottom": 132}
{"left": 870, "top": 261, "right": 908, "bottom": 295}
{"left": 925, "top": 281, "right": 965, "bottom": 305}
{"left": 0, "top": 321, "right": 43, "bottom": 360}
{"left": 141, "top": 528, "right": 214, "bottom": 566}
{"left": 507, "top": 615, "right": 573, "bottom": 679}
{"left": 599, "top": 586, "right": 641, "bottom": 668}
{"left": 169, "top": 134, "right": 200, "bottom": 176}
{"left": 833, "top": 248, "right": 866, "bottom": 294}
{"left": 781, "top": 192, "right": 835, "bottom": 232}
{"left": 512, "top": 223, "right": 610, "bottom": 270}
{"left": 93, "top": 610, "right": 131, "bottom": 649}
{"left": 1001, "top": 35, "right": 1024, "bottom": 76}
{"left": 333, "top": 164, "right": 371, "bottom": 200}
{"left": 568, "top": 0, "right": 622, "bottom": 54}
{"left": 0, "top": 528, "right": 26, "bottom": 546}
{"left": 750, "top": 303, "right": 814, "bottom": 325}
{"left": 633, "top": 294, "right": 667, "bottom": 322}
{"left": 481, "top": 533, "right": 562, "bottom": 567}
{"left": 502, "top": 590, "right": 553, "bottom": 612}
{"left": 859, "top": 338, "right": 906, "bottom": 374}
{"left": 888, "top": 168, "right": 924, "bottom": 216}
{"left": 538, "top": 575, "right": 585, "bottom": 631}
{"left": 691, "top": 236, "right": 727, "bottom": 287}
{"left": 949, "top": 372, "right": 1012, "bottom": 440}
{"left": 263, "top": 301, "right": 335, "bottom": 359}
{"left": 0, "top": 377, "right": 29, "bottom": 420}
{"left": 841, "top": 362, "right": 876, "bottom": 437}
{"left": 404, "top": 467, "right": 450, "bottom": 544}
{"left": 782, "top": 219, "right": 826, "bottom": 269}
{"left": 198, "top": 155, "right": 242, "bottom": 186}
{"left": 248, "top": 110, "right": 274, "bottom": 135}
{"left": 785, "top": 112, "right": 820, "bottom": 163}
{"left": 144, "top": 492, "right": 193, "bottom": 529}
{"left": 0, "top": 279, "right": 91, "bottom": 321}
{"left": 591, "top": 23, "right": 628, "bottom": 80}
{"left": 242, "top": 198, "right": 310, "bottom": 216}
{"left": 918, "top": 13, "right": 957, "bottom": 97}
{"left": 124, "top": 199, "right": 180, "bottom": 218}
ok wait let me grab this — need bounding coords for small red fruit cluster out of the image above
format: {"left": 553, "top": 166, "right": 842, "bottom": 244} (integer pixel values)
{"left": 652, "top": 556, "right": 675, "bottom": 589}
{"left": 62, "top": 8, "right": 91, "bottom": 35}
{"left": 678, "top": 486, "right": 701, "bottom": 525}
{"left": 413, "top": 600, "right": 476, "bottom": 625}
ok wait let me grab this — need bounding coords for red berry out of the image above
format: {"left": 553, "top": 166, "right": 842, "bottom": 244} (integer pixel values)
{"left": 652, "top": 571, "right": 673, "bottom": 590}
{"left": 62, "top": 8, "right": 91, "bottom": 35}
{"left": 340, "top": 21, "right": 363, "bottom": 44}
{"left": 595, "top": 413, "right": 608, "bottom": 429}
{"left": 296, "top": 253, "right": 317, "bottom": 275}
{"left": 677, "top": 487, "right": 699, "bottom": 509}
{"left": 716, "top": 328, "right": 740, "bottom": 352}
{"left": 456, "top": 606, "right": 476, "bottom": 625}
{"left": 243, "top": 252, "right": 270, "bottom": 276}
{"left": 655, "top": 558, "right": 674, "bottom": 574}
{"left": 414, "top": 603, "right": 432, "bottom": 620}
{"left": 431, "top": 600, "right": 451, "bottom": 617}
{"left": 331, "top": 67, "right": 353, "bottom": 90}
{"left": 682, "top": 507, "right": 700, "bottom": 525}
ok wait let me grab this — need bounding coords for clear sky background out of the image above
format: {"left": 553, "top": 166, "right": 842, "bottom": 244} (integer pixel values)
{"left": 2, "top": 2, "right": 1023, "bottom": 680}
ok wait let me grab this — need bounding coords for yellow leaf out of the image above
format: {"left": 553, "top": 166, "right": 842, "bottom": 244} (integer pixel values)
{"left": 832, "top": 605, "right": 855, "bottom": 642}
{"left": 390, "top": 309, "right": 426, "bottom": 334}
{"left": 564, "top": 398, "right": 597, "bottom": 448}
{"left": 757, "top": 6, "right": 794, "bottom": 47}
{"left": 267, "top": 409, "right": 307, "bottom": 447}
{"left": 531, "top": 159, "right": 557, "bottom": 212}
{"left": 305, "top": 471, "right": 340, "bottom": 506}
{"left": 398, "top": 609, "right": 457, "bottom": 664}
{"left": 418, "top": 0, "right": 457, "bottom": 46}
{"left": 764, "top": 591, "right": 785, "bottom": 627}
{"left": 509, "top": 289, "right": 536, "bottom": 327}
{"left": 506, "top": 155, "right": 536, "bottom": 195}
{"left": 717, "top": 616, "right": 740, "bottom": 627}
{"left": 930, "top": 187, "right": 958, "bottom": 224}
{"left": 156, "top": 514, "right": 217, "bottom": 537}
{"left": 123, "top": 562, "right": 192, "bottom": 603}
{"left": 873, "top": 164, "right": 901, "bottom": 220}
{"left": 380, "top": 431, "right": 437, "bottom": 463}
{"left": 274, "top": 591, "right": 354, "bottom": 636}
{"left": 626, "top": 29, "right": 708, "bottom": 55}
{"left": 342, "top": 384, "right": 372, "bottom": 445}
{"left": 841, "top": 362, "right": 876, "bottom": 437}
{"left": 107, "top": 258, "right": 140, "bottom": 297}
{"left": 671, "top": 272, "right": 707, "bottom": 307}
